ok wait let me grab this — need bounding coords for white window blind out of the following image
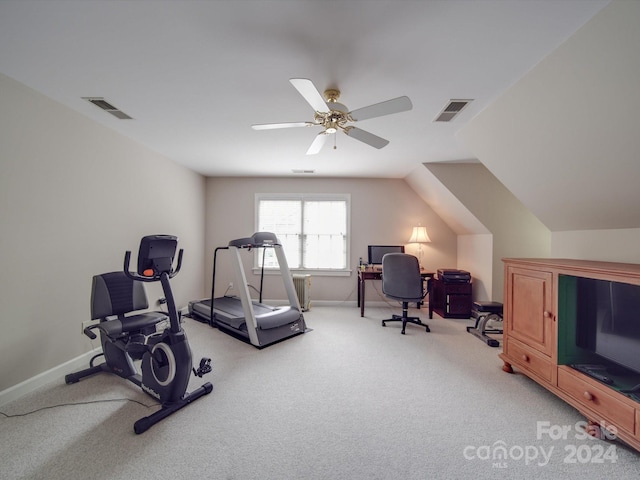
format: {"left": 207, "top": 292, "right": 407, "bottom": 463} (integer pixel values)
{"left": 256, "top": 194, "right": 350, "bottom": 272}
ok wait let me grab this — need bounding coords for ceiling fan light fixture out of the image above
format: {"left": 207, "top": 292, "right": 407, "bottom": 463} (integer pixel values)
{"left": 253, "top": 78, "right": 411, "bottom": 154}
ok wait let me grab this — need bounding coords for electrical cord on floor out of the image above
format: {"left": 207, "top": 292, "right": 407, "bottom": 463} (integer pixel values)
{"left": 0, "top": 398, "right": 159, "bottom": 418}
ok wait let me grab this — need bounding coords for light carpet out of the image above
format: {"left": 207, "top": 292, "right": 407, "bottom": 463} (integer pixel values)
{"left": 1, "top": 305, "right": 639, "bottom": 479}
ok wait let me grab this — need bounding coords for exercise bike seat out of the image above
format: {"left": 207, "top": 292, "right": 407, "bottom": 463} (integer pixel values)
{"left": 90, "top": 272, "right": 168, "bottom": 337}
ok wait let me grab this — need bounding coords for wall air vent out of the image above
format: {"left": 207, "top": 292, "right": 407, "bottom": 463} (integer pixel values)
{"left": 434, "top": 99, "right": 473, "bottom": 122}
{"left": 82, "top": 97, "right": 133, "bottom": 119}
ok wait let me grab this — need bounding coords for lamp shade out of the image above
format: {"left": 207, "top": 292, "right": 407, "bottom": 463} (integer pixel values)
{"left": 408, "top": 226, "right": 431, "bottom": 243}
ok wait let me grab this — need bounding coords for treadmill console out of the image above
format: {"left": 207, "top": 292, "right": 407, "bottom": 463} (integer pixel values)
{"left": 228, "top": 232, "right": 279, "bottom": 249}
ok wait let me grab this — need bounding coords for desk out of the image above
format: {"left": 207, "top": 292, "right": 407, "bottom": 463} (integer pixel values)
{"left": 357, "top": 267, "right": 434, "bottom": 317}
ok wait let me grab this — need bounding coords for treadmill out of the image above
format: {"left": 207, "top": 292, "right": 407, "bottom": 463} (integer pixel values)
{"left": 189, "top": 232, "right": 307, "bottom": 347}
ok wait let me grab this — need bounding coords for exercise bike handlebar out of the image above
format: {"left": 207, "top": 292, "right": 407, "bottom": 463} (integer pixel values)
{"left": 123, "top": 245, "right": 183, "bottom": 335}
{"left": 123, "top": 249, "right": 183, "bottom": 282}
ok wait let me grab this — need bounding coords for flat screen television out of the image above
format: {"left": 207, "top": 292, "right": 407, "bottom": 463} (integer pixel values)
{"left": 367, "top": 245, "right": 404, "bottom": 265}
{"left": 575, "top": 276, "right": 640, "bottom": 375}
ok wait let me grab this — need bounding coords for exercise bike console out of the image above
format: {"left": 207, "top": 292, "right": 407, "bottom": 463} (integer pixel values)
{"left": 125, "top": 235, "right": 183, "bottom": 280}
{"left": 123, "top": 235, "right": 183, "bottom": 335}
{"left": 66, "top": 235, "right": 213, "bottom": 434}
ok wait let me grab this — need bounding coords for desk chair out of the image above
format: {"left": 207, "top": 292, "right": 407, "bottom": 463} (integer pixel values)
{"left": 381, "top": 253, "right": 430, "bottom": 334}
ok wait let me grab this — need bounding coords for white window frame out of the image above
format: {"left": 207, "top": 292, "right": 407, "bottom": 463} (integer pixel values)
{"left": 255, "top": 193, "right": 351, "bottom": 276}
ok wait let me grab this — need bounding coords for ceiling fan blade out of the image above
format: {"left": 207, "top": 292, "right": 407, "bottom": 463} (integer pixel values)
{"left": 252, "top": 121, "right": 315, "bottom": 130}
{"left": 290, "top": 78, "right": 328, "bottom": 112}
{"left": 349, "top": 96, "right": 412, "bottom": 122}
{"left": 344, "top": 127, "right": 389, "bottom": 149}
{"left": 306, "top": 131, "right": 329, "bottom": 155}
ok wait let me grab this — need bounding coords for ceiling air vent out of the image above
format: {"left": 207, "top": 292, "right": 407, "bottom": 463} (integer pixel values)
{"left": 433, "top": 99, "right": 472, "bottom": 122}
{"left": 83, "top": 97, "right": 133, "bottom": 119}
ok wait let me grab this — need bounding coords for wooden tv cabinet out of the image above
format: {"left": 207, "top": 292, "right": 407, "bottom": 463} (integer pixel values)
{"left": 501, "top": 258, "right": 640, "bottom": 453}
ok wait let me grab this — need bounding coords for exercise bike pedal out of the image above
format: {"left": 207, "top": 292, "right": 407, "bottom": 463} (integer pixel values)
{"left": 193, "top": 357, "right": 212, "bottom": 377}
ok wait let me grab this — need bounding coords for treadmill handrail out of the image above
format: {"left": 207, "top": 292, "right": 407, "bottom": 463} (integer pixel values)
{"left": 210, "top": 246, "right": 229, "bottom": 327}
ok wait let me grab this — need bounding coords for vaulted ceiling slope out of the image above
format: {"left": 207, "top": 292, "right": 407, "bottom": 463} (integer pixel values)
{"left": 458, "top": 0, "right": 640, "bottom": 232}
{"left": 0, "top": 0, "right": 608, "bottom": 178}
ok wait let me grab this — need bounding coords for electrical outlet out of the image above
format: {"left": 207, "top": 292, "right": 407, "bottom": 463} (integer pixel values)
{"left": 228, "top": 282, "right": 233, "bottom": 290}
{"left": 81, "top": 319, "right": 99, "bottom": 335}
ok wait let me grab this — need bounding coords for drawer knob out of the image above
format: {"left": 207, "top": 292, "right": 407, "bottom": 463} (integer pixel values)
{"left": 543, "top": 311, "right": 552, "bottom": 319}
{"left": 522, "top": 354, "right": 529, "bottom": 362}
{"left": 583, "top": 391, "right": 594, "bottom": 401}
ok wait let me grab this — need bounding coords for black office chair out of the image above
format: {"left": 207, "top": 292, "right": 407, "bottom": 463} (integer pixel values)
{"left": 381, "top": 253, "right": 430, "bottom": 334}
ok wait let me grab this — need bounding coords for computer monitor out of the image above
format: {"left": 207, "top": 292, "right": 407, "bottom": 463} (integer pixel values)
{"left": 367, "top": 245, "right": 405, "bottom": 265}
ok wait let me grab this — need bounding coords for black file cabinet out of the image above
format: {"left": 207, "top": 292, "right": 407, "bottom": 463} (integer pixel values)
{"left": 432, "top": 277, "right": 472, "bottom": 318}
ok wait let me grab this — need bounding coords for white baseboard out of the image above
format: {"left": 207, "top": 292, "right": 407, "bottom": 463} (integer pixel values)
{"left": 0, "top": 348, "right": 101, "bottom": 407}
{"left": 304, "top": 300, "right": 358, "bottom": 308}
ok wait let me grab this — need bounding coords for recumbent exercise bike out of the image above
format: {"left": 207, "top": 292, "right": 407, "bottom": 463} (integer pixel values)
{"left": 65, "top": 235, "right": 212, "bottom": 434}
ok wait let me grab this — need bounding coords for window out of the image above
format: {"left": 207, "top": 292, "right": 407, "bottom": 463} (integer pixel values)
{"left": 256, "top": 194, "right": 350, "bottom": 274}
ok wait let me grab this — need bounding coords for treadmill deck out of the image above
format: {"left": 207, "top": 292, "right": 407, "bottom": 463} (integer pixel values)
{"left": 191, "top": 296, "right": 301, "bottom": 331}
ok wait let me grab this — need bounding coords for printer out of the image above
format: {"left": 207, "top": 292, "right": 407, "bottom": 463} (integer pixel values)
{"left": 437, "top": 269, "right": 471, "bottom": 283}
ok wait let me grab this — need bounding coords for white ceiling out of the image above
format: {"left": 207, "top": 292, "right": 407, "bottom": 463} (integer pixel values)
{"left": 0, "top": 0, "right": 609, "bottom": 178}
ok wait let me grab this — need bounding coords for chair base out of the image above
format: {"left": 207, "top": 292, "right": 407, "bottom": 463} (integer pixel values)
{"left": 382, "top": 314, "right": 430, "bottom": 334}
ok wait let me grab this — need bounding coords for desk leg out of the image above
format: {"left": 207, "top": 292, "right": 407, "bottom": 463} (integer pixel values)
{"left": 428, "top": 278, "right": 433, "bottom": 319}
{"left": 360, "top": 277, "right": 365, "bottom": 317}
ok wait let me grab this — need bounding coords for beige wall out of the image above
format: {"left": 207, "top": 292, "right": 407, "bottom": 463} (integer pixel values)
{"left": 457, "top": 0, "right": 640, "bottom": 233}
{"left": 551, "top": 229, "right": 640, "bottom": 263}
{"left": 457, "top": 234, "right": 493, "bottom": 302}
{"left": 424, "top": 163, "right": 550, "bottom": 302}
{"left": 0, "top": 73, "right": 206, "bottom": 392}
{"left": 205, "top": 177, "right": 457, "bottom": 305}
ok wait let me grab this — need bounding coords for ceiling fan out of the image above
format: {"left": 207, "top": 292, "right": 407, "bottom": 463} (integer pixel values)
{"left": 251, "top": 78, "right": 412, "bottom": 155}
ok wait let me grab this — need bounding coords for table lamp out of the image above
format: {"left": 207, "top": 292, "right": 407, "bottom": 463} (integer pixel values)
{"left": 408, "top": 225, "right": 431, "bottom": 268}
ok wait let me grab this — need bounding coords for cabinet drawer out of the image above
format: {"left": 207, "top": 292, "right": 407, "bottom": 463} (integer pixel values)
{"left": 447, "top": 295, "right": 471, "bottom": 315}
{"left": 557, "top": 367, "right": 635, "bottom": 434}
{"left": 506, "top": 337, "right": 552, "bottom": 382}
